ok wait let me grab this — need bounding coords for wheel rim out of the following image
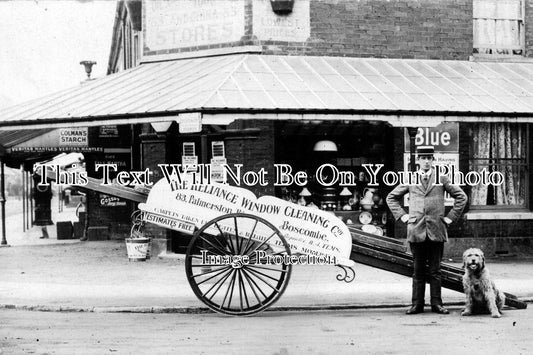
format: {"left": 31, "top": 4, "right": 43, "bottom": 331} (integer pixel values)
{"left": 185, "top": 213, "right": 292, "bottom": 316}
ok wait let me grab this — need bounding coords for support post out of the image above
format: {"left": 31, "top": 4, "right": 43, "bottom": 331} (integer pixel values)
{"left": 1, "top": 160, "right": 8, "bottom": 246}
{"left": 26, "top": 170, "right": 31, "bottom": 230}
{"left": 21, "top": 164, "right": 26, "bottom": 232}
{"left": 406, "top": 127, "right": 418, "bottom": 172}
{"left": 201, "top": 134, "right": 208, "bottom": 165}
{"left": 30, "top": 172, "right": 34, "bottom": 227}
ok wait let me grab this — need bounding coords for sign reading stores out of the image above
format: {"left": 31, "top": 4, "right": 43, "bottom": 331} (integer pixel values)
{"left": 144, "top": 0, "right": 245, "bottom": 52}
{"left": 59, "top": 128, "right": 88, "bottom": 147}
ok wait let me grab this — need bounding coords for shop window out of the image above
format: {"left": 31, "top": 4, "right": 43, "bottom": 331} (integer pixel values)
{"left": 473, "top": 0, "right": 524, "bottom": 56}
{"left": 212, "top": 141, "right": 225, "bottom": 157}
{"left": 469, "top": 123, "right": 528, "bottom": 208}
{"left": 183, "top": 142, "right": 196, "bottom": 156}
{"left": 133, "top": 33, "right": 140, "bottom": 67}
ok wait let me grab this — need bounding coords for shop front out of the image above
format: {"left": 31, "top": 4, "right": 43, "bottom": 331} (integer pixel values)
{"left": 1, "top": 54, "right": 533, "bottom": 257}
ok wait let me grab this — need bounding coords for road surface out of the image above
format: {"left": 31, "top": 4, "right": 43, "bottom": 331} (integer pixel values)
{"left": 1, "top": 307, "right": 531, "bottom": 354}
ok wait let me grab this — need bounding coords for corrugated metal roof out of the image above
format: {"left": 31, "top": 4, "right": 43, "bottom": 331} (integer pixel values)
{"left": 2, "top": 54, "right": 533, "bottom": 129}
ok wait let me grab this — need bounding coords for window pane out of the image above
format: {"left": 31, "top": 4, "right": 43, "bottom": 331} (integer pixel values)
{"left": 469, "top": 123, "right": 527, "bottom": 207}
{"left": 473, "top": 0, "right": 523, "bottom": 55}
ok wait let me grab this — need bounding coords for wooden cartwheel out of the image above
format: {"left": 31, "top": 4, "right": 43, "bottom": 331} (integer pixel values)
{"left": 184, "top": 213, "right": 292, "bottom": 316}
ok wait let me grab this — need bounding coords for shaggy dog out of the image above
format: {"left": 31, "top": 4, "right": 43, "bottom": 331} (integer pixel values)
{"left": 461, "top": 248, "right": 505, "bottom": 318}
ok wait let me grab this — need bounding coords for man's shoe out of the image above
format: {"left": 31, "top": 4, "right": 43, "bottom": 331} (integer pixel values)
{"left": 406, "top": 305, "right": 424, "bottom": 314}
{"left": 431, "top": 305, "right": 449, "bottom": 314}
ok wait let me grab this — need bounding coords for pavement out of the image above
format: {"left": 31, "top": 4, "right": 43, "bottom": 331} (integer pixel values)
{"left": 1, "top": 202, "right": 532, "bottom": 314}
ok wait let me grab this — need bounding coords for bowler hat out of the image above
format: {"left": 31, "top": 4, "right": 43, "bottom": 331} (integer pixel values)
{"left": 416, "top": 145, "right": 434, "bottom": 157}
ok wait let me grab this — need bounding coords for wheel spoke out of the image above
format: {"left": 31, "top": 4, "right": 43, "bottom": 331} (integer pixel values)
{"left": 246, "top": 231, "right": 278, "bottom": 257}
{"left": 209, "top": 231, "right": 230, "bottom": 252}
{"left": 199, "top": 235, "right": 230, "bottom": 256}
{"left": 215, "top": 222, "right": 236, "bottom": 254}
{"left": 220, "top": 269, "right": 238, "bottom": 310}
{"left": 204, "top": 268, "right": 234, "bottom": 300}
{"left": 241, "top": 267, "right": 268, "bottom": 300}
{"left": 245, "top": 265, "right": 284, "bottom": 283}
{"left": 195, "top": 266, "right": 232, "bottom": 285}
{"left": 237, "top": 269, "right": 250, "bottom": 310}
{"left": 245, "top": 267, "right": 281, "bottom": 292}
{"left": 191, "top": 265, "right": 227, "bottom": 278}
{"left": 241, "top": 219, "right": 259, "bottom": 256}
{"left": 233, "top": 216, "right": 242, "bottom": 253}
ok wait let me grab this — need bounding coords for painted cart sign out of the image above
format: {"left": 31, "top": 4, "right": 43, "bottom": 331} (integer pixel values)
{"left": 139, "top": 179, "right": 355, "bottom": 267}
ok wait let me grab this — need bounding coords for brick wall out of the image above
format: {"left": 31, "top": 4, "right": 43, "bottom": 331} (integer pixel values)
{"left": 446, "top": 220, "right": 533, "bottom": 258}
{"left": 225, "top": 119, "right": 276, "bottom": 197}
{"left": 262, "top": 0, "right": 472, "bottom": 60}
{"left": 144, "top": 0, "right": 473, "bottom": 60}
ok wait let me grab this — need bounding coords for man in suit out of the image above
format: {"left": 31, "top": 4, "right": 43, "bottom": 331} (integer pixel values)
{"left": 386, "top": 145, "right": 467, "bottom": 314}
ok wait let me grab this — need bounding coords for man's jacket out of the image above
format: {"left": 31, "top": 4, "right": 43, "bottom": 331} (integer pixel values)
{"left": 386, "top": 173, "right": 467, "bottom": 243}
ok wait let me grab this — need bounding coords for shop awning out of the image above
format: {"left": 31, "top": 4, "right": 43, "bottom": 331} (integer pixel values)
{"left": 0, "top": 129, "right": 53, "bottom": 155}
{"left": 2, "top": 54, "right": 533, "bottom": 130}
{"left": 0, "top": 129, "right": 60, "bottom": 167}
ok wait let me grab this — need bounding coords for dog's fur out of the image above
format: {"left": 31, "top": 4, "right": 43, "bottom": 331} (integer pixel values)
{"left": 461, "top": 248, "right": 505, "bottom": 318}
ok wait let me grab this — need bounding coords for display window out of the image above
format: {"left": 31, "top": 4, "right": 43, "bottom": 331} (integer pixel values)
{"left": 468, "top": 122, "right": 529, "bottom": 209}
{"left": 274, "top": 121, "right": 393, "bottom": 235}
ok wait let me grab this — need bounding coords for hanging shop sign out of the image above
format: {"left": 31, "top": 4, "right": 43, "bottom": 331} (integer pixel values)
{"left": 182, "top": 156, "right": 198, "bottom": 166}
{"left": 59, "top": 128, "right": 88, "bottom": 147}
{"left": 9, "top": 146, "right": 103, "bottom": 153}
{"left": 99, "top": 193, "right": 127, "bottom": 207}
{"left": 139, "top": 179, "right": 355, "bottom": 267}
{"left": 179, "top": 112, "right": 202, "bottom": 133}
{"left": 404, "top": 122, "right": 459, "bottom": 153}
{"left": 95, "top": 154, "right": 129, "bottom": 170}
{"left": 98, "top": 125, "right": 119, "bottom": 138}
{"left": 210, "top": 157, "right": 227, "bottom": 182}
{"left": 144, "top": 0, "right": 245, "bottom": 54}
{"left": 7, "top": 128, "right": 100, "bottom": 153}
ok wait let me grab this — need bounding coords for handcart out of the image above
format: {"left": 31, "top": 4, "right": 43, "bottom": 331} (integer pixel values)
{"left": 135, "top": 178, "right": 356, "bottom": 316}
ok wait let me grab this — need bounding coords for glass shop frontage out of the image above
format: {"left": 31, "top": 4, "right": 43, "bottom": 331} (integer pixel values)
{"left": 273, "top": 120, "right": 394, "bottom": 238}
